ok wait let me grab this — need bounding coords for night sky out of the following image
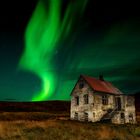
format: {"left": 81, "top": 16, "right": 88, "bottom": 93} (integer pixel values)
{"left": 0, "top": 0, "right": 140, "bottom": 101}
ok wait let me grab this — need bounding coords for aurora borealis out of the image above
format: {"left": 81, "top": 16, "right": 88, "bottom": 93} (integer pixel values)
{"left": 19, "top": 0, "right": 88, "bottom": 101}
{"left": 0, "top": 0, "right": 140, "bottom": 101}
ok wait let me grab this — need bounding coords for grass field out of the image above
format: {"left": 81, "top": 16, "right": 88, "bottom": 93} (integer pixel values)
{"left": 0, "top": 112, "right": 140, "bottom": 140}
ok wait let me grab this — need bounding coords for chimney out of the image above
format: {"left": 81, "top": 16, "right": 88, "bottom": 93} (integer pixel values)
{"left": 99, "top": 75, "right": 104, "bottom": 81}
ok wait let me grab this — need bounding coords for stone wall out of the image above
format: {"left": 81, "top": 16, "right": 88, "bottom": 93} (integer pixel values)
{"left": 124, "top": 95, "right": 136, "bottom": 123}
{"left": 70, "top": 77, "right": 94, "bottom": 121}
{"left": 111, "top": 95, "right": 136, "bottom": 124}
{"left": 71, "top": 77, "right": 115, "bottom": 122}
{"left": 70, "top": 77, "right": 136, "bottom": 124}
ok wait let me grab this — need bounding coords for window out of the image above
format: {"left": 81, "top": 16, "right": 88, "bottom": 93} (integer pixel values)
{"left": 127, "top": 96, "right": 134, "bottom": 106}
{"left": 75, "top": 96, "right": 79, "bottom": 105}
{"left": 93, "top": 112, "right": 95, "bottom": 119}
{"left": 129, "top": 114, "right": 133, "bottom": 123}
{"left": 74, "top": 112, "right": 78, "bottom": 120}
{"left": 84, "top": 112, "right": 88, "bottom": 121}
{"left": 102, "top": 95, "right": 108, "bottom": 105}
{"left": 79, "top": 82, "right": 84, "bottom": 89}
{"left": 121, "top": 113, "right": 125, "bottom": 119}
{"left": 120, "top": 113, "right": 125, "bottom": 123}
{"left": 84, "top": 94, "right": 89, "bottom": 104}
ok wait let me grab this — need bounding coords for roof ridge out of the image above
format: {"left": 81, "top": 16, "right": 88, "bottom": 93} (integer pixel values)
{"left": 81, "top": 74, "right": 123, "bottom": 95}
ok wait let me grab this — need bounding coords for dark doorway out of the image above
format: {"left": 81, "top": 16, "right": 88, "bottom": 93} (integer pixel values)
{"left": 116, "top": 97, "right": 122, "bottom": 111}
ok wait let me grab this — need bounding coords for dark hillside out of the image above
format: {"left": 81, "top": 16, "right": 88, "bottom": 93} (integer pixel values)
{"left": 0, "top": 101, "right": 70, "bottom": 112}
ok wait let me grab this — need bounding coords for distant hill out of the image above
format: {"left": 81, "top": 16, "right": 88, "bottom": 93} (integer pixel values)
{"left": 0, "top": 101, "right": 70, "bottom": 112}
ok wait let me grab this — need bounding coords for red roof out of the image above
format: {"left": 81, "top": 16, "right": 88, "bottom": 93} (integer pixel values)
{"left": 82, "top": 75, "right": 123, "bottom": 95}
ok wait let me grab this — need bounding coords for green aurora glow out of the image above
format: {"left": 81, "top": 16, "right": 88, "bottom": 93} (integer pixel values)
{"left": 18, "top": 0, "right": 140, "bottom": 101}
{"left": 19, "top": 0, "right": 88, "bottom": 101}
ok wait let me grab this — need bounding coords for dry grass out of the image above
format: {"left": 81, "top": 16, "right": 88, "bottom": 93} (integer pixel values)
{"left": 0, "top": 112, "right": 69, "bottom": 121}
{"left": 0, "top": 112, "right": 140, "bottom": 140}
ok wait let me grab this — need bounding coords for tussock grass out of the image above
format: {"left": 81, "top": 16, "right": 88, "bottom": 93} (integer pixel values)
{"left": 0, "top": 112, "right": 69, "bottom": 121}
{"left": 0, "top": 112, "right": 140, "bottom": 140}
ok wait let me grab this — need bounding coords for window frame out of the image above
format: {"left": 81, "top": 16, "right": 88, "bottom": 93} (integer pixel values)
{"left": 84, "top": 112, "right": 88, "bottom": 121}
{"left": 75, "top": 96, "right": 79, "bottom": 106}
{"left": 129, "top": 113, "right": 133, "bottom": 123}
{"left": 79, "top": 81, "right": 84, "bottom": 89}
{"left": 121, "top": 113, "right": 125, "bottom": 119}
{"left": 74, "top": 112, "right": 78, "bottom": 120}
{"left": 127, "top": 96, "right": 134, "bottom": 106}
{"left": 102, "top": 95, "right": 108, "bottom": 105}
{"left": 84, "top": 94, "right": 89, "bottom": 104}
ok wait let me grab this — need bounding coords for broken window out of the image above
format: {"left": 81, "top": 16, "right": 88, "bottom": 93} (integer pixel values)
{"left": 84, "top": 112, "right": 88, "bottom": 121}
{"left": 127, "top": 96, "right": 134, "bottom": 106}
{"left": 121, "top": 113, "right": 125, "bottom": 119}
{"left": 102, "top": 95, "right": 108, "bottom": 105}
{"left": 120, "top": 113, "right": 125, "bottom": 123}
{"left": 74, "top": 112, "right": 78, "bottom": 120}
{"left": 129, "top": 114, "right": 133, "bottom": 123}
{"left": 93, "top": 112, "right": 95, "bottom": 119}
{"left": 84, "top": 94, "right": 89, "bottom": 104}
{"left": 75, "top": 96, "right": 79, "bottom": 105}
{"left": 79, "top": 81, "right": 84, "bottom": 89}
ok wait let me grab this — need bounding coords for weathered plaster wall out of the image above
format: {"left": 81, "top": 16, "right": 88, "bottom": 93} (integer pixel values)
{"left": 111, "top": 95, "right": 136, "bottom": 124}
{"left": 71, "top": 77, "right": 116, "bottom": 122}
{"left": 70, "top": 77, "right": 94, "bottom": 121}
{"left": 70, "top": 77, "right": 136, "bottom": 124}
{"left": 124, "top": 95, "right": 136, "bottom": 123}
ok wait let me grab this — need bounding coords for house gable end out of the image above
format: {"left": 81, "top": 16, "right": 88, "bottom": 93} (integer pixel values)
{"left": 70, "top": 75, "right": 94, "bottom": 96}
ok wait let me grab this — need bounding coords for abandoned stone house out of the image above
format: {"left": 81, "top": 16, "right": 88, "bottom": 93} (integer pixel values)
{"left": 70, "top": 75, "right": 136, "bottom": 124}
